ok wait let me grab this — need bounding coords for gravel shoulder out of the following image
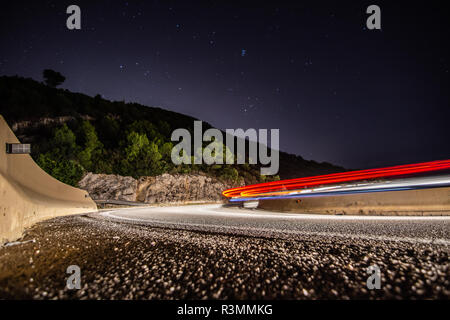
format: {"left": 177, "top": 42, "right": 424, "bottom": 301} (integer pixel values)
{"left": 0, "top": 213, "right": 448, "bottom": 299}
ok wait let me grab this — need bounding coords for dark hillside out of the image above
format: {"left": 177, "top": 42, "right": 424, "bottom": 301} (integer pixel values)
{"left": 0, "top": 76, "right": 343, "bottom": 186}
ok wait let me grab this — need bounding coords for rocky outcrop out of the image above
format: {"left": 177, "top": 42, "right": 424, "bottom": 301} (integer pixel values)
{"left": 78, "top": 173, "right": 137, "bottom": 202}
{"left": 11, "top": 115, "right": 95, "bottom": 132}
{"left": 78, "top": 172, "right": 244, "bottom": 204}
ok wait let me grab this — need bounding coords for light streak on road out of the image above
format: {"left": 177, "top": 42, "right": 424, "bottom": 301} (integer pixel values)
{"left": 99, "top": 204, "right": 450, "bottom": 245}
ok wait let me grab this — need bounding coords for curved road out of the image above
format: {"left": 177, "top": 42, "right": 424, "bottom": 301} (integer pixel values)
{"left": 100, "top": 204, "right": 450, "bottom": 245}
{"left": 1, "top": 204, "right": 449, "bottom": 299}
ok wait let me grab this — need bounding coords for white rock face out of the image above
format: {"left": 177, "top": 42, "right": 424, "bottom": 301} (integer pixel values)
{"left": 78, "top": 172, "right": 244, "bottom": 204}
{"left": 78, "top": 173, "right": 138, "bottom": 202}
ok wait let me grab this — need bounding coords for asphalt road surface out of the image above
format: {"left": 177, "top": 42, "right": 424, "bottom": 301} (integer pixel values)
{"left": 0, "top": 204, "right": 448, "bottom": 299}
{"left": 101, "top": 204, "right": 450, "bottom": 245}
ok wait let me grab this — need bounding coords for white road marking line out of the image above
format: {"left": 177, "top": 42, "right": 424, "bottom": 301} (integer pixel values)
{"left": 104, "top": 204, "right": 450, "bottom": 221}
{"left": 100, "top": 209, "right": 450, "bottom": 245}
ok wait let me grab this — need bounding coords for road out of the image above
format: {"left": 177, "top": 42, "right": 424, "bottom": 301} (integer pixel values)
{"left": 100, "top": 204, "right": 450, "bottom": 245}
{"left": 0, "top": 204, "right": 449, "bottom": 299}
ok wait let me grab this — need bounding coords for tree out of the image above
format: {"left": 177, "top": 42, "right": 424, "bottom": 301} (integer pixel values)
{"left": 52, "top": 124, "right": 79, "bottom": 159}
{"left": 36, "top": 124, "right": 84, "bottom": 186}
{"left": 122, "top": 131, "right": 163, "bottom": 177}
{"left": 78, "top": 121, "right": 103, "bottom": 171}
{"left": 221, "top": 167, "right": 239, "bottom": 182}
{"left": 43, "top": 69, "right": 66, "bottom": 87}
{"left": 37, "top": 153, "right": 84, "bottom": 186}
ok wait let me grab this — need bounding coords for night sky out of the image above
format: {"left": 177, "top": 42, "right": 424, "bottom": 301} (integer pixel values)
{"left": 1, "top": 0, "right": 449, "bottom": 169}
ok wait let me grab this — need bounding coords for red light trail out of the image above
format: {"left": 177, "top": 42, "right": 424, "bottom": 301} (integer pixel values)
{"left": 222, "top": 160, "right": 450, "bottom": 199}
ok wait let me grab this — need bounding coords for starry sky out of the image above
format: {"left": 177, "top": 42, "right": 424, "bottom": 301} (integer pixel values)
{"left": 1, "top": 0, "right": 449, "bottom": 169}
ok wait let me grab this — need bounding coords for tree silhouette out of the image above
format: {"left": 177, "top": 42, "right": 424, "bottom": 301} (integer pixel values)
{"left": 43, "top": 69, "right": 66, "bottom": 87}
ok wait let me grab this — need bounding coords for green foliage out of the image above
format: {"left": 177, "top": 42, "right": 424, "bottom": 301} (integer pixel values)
{"left": 97, "top": 115, "right": 120, "bottom": 149}
{"left": 37, "top": 153, "right": 84, "bottom": 186}
{"left": 35, "top": 124, "right": 83, "bottom": 186}
{"left": 125, "top": 131, "right": 150, "bottom": 160}
{"left": 52, "top": 124, "right": 79, "bottom": 159}
{"left": 120, "top": 131, "right": 163, "bottom": 177}
{"left": 260, "top": 174, "right": 280, "bottom": 183}
{"left": 77, "top": 120, "right": 104, "bottom": 171}
{"left": 160, "top": 142, "right": 173, "bottom": 159}
{"left": 220, "top": 167, "right": 239, "bottom": 182}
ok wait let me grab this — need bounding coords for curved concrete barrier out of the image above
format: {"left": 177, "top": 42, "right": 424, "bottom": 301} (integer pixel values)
{"left": 0, "top": 115, "right": 97, "bottom": 243}
{"left": 258, "top": 187, "right": 450, "bottom": 216}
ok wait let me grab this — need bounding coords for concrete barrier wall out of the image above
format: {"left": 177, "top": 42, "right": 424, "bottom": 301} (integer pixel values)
{"left": 0, "top": 115, "right": 97, "bottom": 243}
{"left": 258, "top": 187, "right": 450, "bottom": 216}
